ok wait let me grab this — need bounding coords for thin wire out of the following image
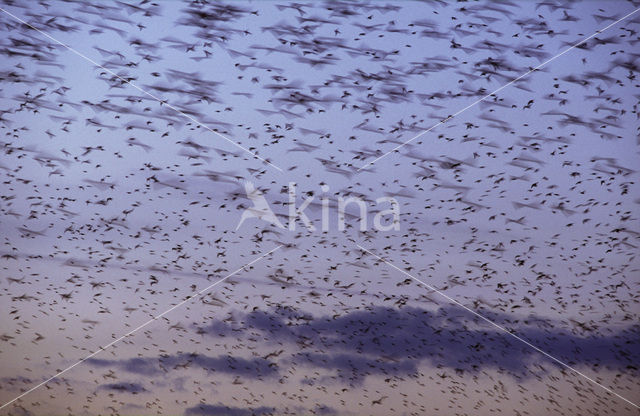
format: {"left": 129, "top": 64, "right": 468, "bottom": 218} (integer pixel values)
{"left": 0, "top": 245, "right": 282, "bottom": 410}
{"left": 356, "top": 244, "right": 639, "bottom": 409}
{"left": 0, "top": 6, "right": 284, "bottom": 173}
{"left": 357, "top": 7, "right": 640, "bottom": 171}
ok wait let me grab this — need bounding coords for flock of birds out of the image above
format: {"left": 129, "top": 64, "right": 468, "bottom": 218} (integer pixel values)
{"left": 0, "top": 0, "right": 639, "bottom": 415}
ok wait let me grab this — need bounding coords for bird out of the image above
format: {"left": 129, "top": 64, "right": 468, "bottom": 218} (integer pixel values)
{"left": 0, "top": 1, "right": 638, "bottom": 415}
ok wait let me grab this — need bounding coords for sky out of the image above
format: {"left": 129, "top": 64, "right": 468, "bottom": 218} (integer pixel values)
{"left": 0, "top": 0, "right": 639, "bottom": 415}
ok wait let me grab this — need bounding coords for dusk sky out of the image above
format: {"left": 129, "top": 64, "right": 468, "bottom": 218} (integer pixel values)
{"left": 0, "top": 1, "right": 639, "bottom": 415}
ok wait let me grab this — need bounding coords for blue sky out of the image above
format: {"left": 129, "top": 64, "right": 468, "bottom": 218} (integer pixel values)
{"left": 0, "top": 1, "right": 639, "bottom": 415}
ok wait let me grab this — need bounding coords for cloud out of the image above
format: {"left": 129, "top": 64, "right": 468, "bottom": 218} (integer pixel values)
{"left": 88, "top": 357, "right": 160, "bottom": 376}
{"left": 314, "top": 404, "right": 338, "bottom": 415}
{"left": 98, "top": 382, "right": 147, "bottom": 394}
{"left": 84, "top": 306, "right": 639, "bottom": 388}
{"left": 195, "top": 305, "right": 640, "bottom": 383}
{"left": 87, "top": 353, "right": 278, "bottom": 379}
{"left": 184, "top": 404, "right": 275, "bottom": 416}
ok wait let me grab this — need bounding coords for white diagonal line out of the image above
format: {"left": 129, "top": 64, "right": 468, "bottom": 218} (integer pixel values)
{"left": 0, "top": 245, "right": 282, "bottom": 410}
{"left": 356, "top": 244, "right": 639, "bottom": 409}
{"left": 357, "top": 7, "right": 640, "bottom": 171}
{"left": 0, "top": 6, "right": 283, "bottom": 173}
